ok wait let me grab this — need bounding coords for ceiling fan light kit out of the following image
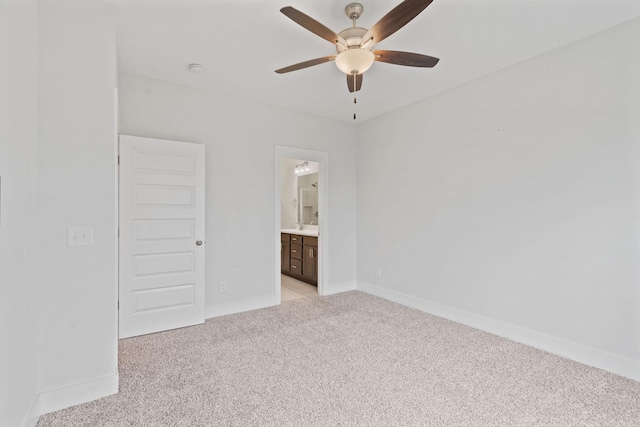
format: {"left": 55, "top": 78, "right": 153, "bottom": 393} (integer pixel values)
{"left": 276, "top": 0, "right": 439, "bottom": 119}
{"left": 335, "top": 49, "right": 374, "bottom": 75}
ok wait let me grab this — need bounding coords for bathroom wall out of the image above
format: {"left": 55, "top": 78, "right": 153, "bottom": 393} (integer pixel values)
{"left": 280, "top": 158, "right": 298, "bottom": 230}
{"left": 281, "top": 160, "right": 320, "bottom": 229}
{"left": 297, "top": 173, "right": 319, "bottom": 225}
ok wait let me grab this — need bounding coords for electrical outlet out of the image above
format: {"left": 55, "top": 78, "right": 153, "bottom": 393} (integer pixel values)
{"left": 220, "top": 281, "right": 228, "bottom": 293}
{"left": 68, "top": 227, "right": 93, "bottom": 247}
{"left": 375, "top": 268, "right": 382, "bottom": 278}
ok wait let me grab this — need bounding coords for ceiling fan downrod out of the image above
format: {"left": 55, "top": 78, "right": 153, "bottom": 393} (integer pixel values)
{"left": 344, "top": 4, "right": 363, "bottom": 120}
{"left": 345, "top": 3, "right": 364, "bottom": 27}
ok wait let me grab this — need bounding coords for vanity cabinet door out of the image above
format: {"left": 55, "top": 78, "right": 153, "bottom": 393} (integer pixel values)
{"left": 281, "top": 241, "right": 290, "bottom": 273}
{"left": 302, "top": 245, "right": 317, "bottom": 285}
{"left": 281, "top": 234, "right": 290, "bottom": 274}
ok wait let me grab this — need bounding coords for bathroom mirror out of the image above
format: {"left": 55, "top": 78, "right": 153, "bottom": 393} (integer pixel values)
{"left": 297, "top": 172, "right": 318, "bottom": 225}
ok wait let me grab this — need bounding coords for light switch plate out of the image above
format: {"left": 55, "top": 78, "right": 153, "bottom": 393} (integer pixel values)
{"left": 68, "top": 227, "right": 94, "bottom": 247}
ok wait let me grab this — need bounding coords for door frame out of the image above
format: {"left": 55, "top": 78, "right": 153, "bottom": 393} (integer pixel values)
{"left": 274, "top": 146, "right": 329, "bottom": 298}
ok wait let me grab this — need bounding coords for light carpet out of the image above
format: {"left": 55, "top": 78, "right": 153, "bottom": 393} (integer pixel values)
{"left": 37, "top": 291, "right": 640, "bottom": 426}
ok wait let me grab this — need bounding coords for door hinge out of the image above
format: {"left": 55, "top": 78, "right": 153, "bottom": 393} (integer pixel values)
{"left": 117, "top": 155, "right": 120, "bottom": 165}
{"left": 117, "top": 301, "right": 119, "bottom": 310}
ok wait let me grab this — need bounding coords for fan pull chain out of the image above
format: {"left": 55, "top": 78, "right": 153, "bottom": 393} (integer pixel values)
{"left": 353, "top": 73, "right": 357, "bottom": 120}
{"left": 353, "top": 73, "right": 357, "bottom": 104}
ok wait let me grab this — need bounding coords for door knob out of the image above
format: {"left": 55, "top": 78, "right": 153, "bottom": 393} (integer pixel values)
{"left": 196, "top": 240, "right": 203, "bottom": 246}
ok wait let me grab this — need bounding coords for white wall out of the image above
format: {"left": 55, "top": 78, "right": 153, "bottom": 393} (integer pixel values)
{"left": 36, "top": 0, "right": 118, "bottom": 413}
{"left": 280, "top": 158, "right": 298, "bottom": 229}
{"left": 0, "top": 1, "right": 39, "bottom": 425}
{"left": 357, "top": 18, "right": 640, "bottom": 380}
{"left": 118, "top": 73, "right": 357, "bottom": 312}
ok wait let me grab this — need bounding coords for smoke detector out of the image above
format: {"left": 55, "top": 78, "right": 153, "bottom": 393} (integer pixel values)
{"left": 188, "top": 64, "right": 205, "bottom": 75}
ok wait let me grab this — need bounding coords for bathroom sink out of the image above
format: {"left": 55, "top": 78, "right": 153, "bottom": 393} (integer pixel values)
{"left": 281, "top": 228, "right": 318, "bottom": 237}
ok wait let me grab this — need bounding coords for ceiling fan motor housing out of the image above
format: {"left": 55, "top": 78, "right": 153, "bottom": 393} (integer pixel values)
{"left": 337, "top": 27, "right": 370, "bottom": 51}
{"left": 335, "top": 24, "right": 373, "bottom": 75}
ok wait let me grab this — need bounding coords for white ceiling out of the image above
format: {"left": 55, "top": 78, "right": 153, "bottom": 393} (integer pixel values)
{"left": 114, "top": 0, "right": 640, "bottom": 123}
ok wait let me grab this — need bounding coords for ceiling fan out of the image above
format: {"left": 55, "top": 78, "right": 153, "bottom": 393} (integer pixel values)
{"left": 275, "top": 0, "right": 440, "bottom": 97}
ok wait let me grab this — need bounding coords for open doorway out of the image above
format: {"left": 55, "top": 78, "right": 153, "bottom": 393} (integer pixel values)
{"left": 274, "top": 146, "right": 329, "bottom": 302}
{"left": 280, "top": 159, "right": 319, "bottom": 301}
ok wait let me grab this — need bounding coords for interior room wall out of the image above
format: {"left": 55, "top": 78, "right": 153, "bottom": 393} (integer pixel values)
{"left": 356, "top": 18, "right": 640, "bottom": 380}
{"left": 0, "top": 0, "right": 39, "bottom": 425}
{"left": 118, "top": 73, "right": 358, "bottom": 313}
{"left": 36, "top": 0, "right": 118, "bottom": 413}
{"left": 280, "top": 158, "right": 298, "bottom": 229}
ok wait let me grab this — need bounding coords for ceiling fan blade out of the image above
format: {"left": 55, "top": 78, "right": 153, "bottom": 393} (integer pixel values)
{"left": 281, "top": 7, "right": 346, "bottom": 46}
{"left": 275, "top": 56, "right": 336, "bottom": 74}
{"left": 361, "top": 0, "right": 434, "bottom": 46}
{"left": 346, "top": 74, "right": 363, "bottom": 93}
{"left": 373, "top": 50, "right": 439, "bottom": 67}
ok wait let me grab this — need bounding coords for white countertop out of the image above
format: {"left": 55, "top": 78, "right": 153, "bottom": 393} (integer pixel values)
{"left": 281, "top": 229, "right": 319, "bottom": 237}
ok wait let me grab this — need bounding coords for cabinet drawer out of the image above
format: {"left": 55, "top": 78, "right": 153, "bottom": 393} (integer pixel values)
{"left": 290, "top": 258, "right": 302, "bottom": 274}
{"left": 290, "top": 234, "right": 302, "bottom": 244}
{"left": 303, "top": 236, "right": 317, "bottom": 246}
{"left": 281, "top": 233, "right": 290, "bottom": 242}
{"left": 290, "top": 243, "right": 303, "bottom": 260}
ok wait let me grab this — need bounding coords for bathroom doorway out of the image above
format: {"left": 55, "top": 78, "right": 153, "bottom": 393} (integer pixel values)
{"left": 274, "top": 146, "right": 328, "bottom": 302}
{"left": 280, "top": 159, "right": 319, "bottom": 301}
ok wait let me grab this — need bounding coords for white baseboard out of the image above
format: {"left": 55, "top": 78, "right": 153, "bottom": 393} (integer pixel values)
{"left": 38, "top": 372, "right": 119, "bottom": 416}
{"left": 357, "top": 281, "right": 640, "bottom": 382}
{"left": 20, "top": 395, "right": 40, "bottom": 427}
{"left": 205, "top": 295, "right": 279, "bottom": 319}
{"left": 22, "top": 415, "right": 39, "bottom": 427}
{"left": 321, "top": 280, "right": 356, "bottom": 296}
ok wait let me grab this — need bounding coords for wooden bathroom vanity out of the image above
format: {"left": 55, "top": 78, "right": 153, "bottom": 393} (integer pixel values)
{"left": 281, "top": 231, "right": 318, "bottom": 286}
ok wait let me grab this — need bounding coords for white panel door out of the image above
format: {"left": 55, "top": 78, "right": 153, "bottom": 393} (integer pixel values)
{"left": 119, "top": 135, "right": 205, "bottom": 338}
